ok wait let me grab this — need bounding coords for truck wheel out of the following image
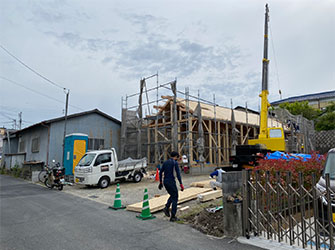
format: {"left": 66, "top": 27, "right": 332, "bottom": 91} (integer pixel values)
{"left": 99, "top": 177, "right": 110, "bottom": 189}
{"left": 133, "top": 172, "right": 142, "bottom": 183}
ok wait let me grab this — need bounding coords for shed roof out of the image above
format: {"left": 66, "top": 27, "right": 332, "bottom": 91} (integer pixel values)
{"left": 10, "top": 109, "right": 121, "bottom": 135}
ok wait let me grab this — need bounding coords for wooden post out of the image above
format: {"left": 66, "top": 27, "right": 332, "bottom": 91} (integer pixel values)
{"left": 240, "top": 124, "right": 244, "bottom": 145}
{"left": 147, "top": 127, "right": 151, "bottom": 163}
{"left": 225, "top": 123, "right": 229, "bottom": 162}
{"left": 209, "top": 120, "right": 213, "bottom": 164}
{"left": 218, "top": 121, "right": 222, "bottom": 164}
{"left": 155, "top": 116, "right": 158, "bottom": 164}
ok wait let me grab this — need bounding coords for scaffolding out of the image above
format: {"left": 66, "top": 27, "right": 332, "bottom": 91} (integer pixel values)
{"left": 120, "top": 75, "right": 270, "bottom": 171}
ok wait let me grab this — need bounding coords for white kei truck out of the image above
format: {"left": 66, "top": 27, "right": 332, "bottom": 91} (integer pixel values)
{"left": 74, "top": 148, "right": 147, "bottom": 188}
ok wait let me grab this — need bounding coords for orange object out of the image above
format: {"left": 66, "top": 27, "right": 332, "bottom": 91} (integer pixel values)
{"left": 155, "top": 168, "right": 160, "bottom": 182}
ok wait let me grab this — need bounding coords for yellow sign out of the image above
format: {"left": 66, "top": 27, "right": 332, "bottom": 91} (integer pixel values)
{"left": 333, "top": 213, "right": 335, "bottom": 223}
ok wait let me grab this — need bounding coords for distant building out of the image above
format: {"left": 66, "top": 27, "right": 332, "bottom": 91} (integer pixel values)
{"left": 271, "top": 90, "right": 335, "bottom": 110}
{"left": 1, "top": 109, "right": 121, "bottom": 169}
{"left": 0, "top": 128, "right": 16, "bottom": 160}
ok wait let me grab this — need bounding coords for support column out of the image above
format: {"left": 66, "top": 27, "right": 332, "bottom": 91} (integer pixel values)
{"left": 209, "top": 120, "right": 213, "bottom": 164}
{"left": 218, "top": 121, "right": 222, "bottom": 164}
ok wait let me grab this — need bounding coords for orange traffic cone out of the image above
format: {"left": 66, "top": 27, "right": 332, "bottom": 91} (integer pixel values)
{"left": 155, "top": 168, "right": 159, "bottom": 182}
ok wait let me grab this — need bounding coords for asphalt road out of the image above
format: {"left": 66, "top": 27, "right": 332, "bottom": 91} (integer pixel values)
{"left": 0, "top": 175, "right": 264, "bottom": 250}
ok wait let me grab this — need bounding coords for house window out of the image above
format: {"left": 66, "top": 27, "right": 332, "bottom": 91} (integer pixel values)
{"left": 88, "top": 138, "right": 105, "bottom": 150}
{"left": 19, "top": 140, "right": 25, "bottom": 152}
{"left": 31, "top": 138, "right": 40, "bottom": 153}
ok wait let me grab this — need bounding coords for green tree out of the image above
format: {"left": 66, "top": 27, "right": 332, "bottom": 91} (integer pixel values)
{"left": 278, "top": 101, "right": 320, "bottom": 120}
{"left": 315, "top": 112, "right": 335, "bottom": 131}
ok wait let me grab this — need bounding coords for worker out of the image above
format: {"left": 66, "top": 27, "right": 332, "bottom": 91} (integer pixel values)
{"left": 209, "top": 168, "right": 226, "bottom": 190}
{"left": 158, "top": 151, "right": 184, "bottom": 222}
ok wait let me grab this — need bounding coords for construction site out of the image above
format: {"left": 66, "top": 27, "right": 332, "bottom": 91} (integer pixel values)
{"left": 120, "top": 74, "right": 315, "bottom": 173}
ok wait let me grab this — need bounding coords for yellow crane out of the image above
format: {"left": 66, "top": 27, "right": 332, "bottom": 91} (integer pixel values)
{"left": 248, "top": 4, "right": 286, "bottom": 152}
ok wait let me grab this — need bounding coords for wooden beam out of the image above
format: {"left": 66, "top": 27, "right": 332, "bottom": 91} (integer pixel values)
{"left": 218, "top": 121, "right": 222, "bottom": 164}
{"left": 158, "top": 130, "right": 170, "bottom": 142}
{"left": 147, "top": 127, "right": 150, "bottom": 163}
{"left": 197, "top": 190, "right": 222, "bottom": 202}
{"left": 242, "top": 127, "right": 251, "bottom": 144}
{"left": 188, "top": 118, "right": 193, "bottom": 163}
{"left": 240, "top": 124, "right": 244, "bottom": 145}
{"left": 209, "top": 120, "right": 213, "bottom": 163}
{"left": 154, "top": 117, "right": 158, "bottom": 164}
{"left": 225, "top": 123, "right": 229, "bottom": 162}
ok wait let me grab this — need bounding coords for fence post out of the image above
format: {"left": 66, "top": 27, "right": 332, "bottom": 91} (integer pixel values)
{"left": 276, "top": 171, "right": 282, "bottom": 243}
{"left": 265, "top": 171, "right": 271, "bottom": 239}
{"left": 298, "top": 172, "right": 306, "bottom": 248}
{"left": 255, "top": 170, "right": 260, "bottom": 236}
{"left": 287, "top": 171, "right": 294, "bottom": 246}
{"left": 312, "top": 173, "right": 320, "bottom": 249}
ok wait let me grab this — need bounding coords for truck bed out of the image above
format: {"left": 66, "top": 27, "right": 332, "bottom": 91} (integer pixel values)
{"left": 117, "top": 157, "right": 147, "bottom": 172}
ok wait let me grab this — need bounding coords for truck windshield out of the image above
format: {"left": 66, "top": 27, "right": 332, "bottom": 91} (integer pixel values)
{"left": 323, "top": 152, "right": 335, "bottom": 180}
{"left": 78, "top": 153, "right": 96, "bottom": 166}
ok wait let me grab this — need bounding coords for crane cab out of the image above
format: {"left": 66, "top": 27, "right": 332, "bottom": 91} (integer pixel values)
{"left": 248, "top": 127, "right": 285, "bottom": 152}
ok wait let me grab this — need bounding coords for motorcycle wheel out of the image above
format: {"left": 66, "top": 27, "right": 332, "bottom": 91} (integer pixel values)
{"left": 58, "top": 184, "right": 63, "bottom": 191}
{"left": 44, "top": 178, "right": 54, "bottom": 189}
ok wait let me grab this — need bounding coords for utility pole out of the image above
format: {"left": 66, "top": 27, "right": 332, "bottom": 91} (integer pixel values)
{"left": 18, "top": 112, "right": 22, "bottom": 130}
{"left": 62, "top": 89, "right": 70, "bottom": 166}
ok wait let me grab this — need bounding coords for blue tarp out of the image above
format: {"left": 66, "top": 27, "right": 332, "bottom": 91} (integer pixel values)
{"left": 265, "top": 151, "right": 312, "bottom": 161}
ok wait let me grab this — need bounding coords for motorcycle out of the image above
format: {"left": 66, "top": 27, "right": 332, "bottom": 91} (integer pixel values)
{"left": 44, "top": 160, "right": 66, "bottom": 191}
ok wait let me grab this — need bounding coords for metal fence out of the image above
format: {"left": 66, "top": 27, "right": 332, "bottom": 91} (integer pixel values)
{"left": 242, "top": 170, "right": 334, "bottom": 250}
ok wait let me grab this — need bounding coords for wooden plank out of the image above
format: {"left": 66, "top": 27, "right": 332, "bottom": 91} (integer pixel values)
{"left": 190, "top": 179, "right": 216, "bottom": 188}
{"left": 126, "top": 187, "right": 212, "bottom": 213}
{"left": 197, "top": 190, "right": 222, "bottom": 202}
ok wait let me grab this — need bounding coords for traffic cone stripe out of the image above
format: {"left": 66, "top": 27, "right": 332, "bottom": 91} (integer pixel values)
{"left": 136, "top": 188, "right": 155, "bottom": 220}
{"left": 109, "top": 184, "right": 125, "bottom": 210}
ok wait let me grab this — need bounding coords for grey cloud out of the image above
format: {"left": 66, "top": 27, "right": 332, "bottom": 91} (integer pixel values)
{"left": 120, "top": 12, "right": 168, "bottom": 34}
{"left": 44, "top": 12, "right": 243, "bottom": 82}
{"left": 28, "top": 1, "right": 90, "bottom": 25}
{"left": 45, "top": 32, "right": 128, "bottom": 52}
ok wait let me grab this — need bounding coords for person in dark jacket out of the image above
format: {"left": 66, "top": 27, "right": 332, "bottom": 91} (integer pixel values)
{"left": 159, "top": 151, "right": 184, "bottom": 222}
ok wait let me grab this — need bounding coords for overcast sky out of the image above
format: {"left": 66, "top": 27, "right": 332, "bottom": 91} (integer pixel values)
{"left": 0, "top": 0, "right": 334, "bottom": 129}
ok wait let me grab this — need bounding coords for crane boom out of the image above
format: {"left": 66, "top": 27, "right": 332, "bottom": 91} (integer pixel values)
{"left": 248, "top": 4, "right": 286, "bottom": 152}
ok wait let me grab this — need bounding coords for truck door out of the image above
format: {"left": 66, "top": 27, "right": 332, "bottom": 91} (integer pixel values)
{"left": 93, "top": 153, "right": 115, "bottom": 181}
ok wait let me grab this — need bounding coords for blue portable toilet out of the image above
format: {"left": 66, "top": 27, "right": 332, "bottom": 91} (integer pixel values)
{"left": 63, "top": 133, "right": 88, "bottom": 175}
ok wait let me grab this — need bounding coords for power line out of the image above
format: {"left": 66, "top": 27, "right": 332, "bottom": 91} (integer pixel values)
{"left": 0, "top": 44, "right": 66, "bottom": 90}
{"left": 0, "top": 76, "right": 82, "bottom": 111}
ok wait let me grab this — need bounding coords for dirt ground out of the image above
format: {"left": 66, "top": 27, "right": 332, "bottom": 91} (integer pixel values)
{"left": 179, "top": 200, "right": 224, "bottom": 237}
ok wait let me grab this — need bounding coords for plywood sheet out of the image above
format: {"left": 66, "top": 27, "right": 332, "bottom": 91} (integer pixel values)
{"left": 126, "top": 187, "right": 212, "bottom": 213}
{"left": 197, "top": 190, "right": 222, "bottom": 202}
